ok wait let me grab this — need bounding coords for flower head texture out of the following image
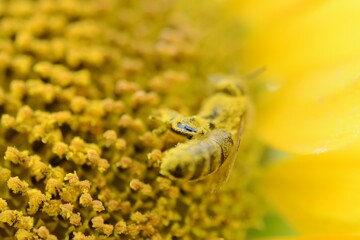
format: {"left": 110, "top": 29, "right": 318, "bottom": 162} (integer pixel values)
{"left": 0, "top": 0, "right": 262, "bottom": 239}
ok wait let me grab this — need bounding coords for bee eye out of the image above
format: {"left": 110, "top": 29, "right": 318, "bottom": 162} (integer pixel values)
{"left": 177, "top": 122, "right": 198, "bottom": 133}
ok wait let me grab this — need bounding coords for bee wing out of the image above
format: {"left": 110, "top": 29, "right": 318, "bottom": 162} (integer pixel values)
{"left": 209, "top": 116, "right": 244, "bottom": 193}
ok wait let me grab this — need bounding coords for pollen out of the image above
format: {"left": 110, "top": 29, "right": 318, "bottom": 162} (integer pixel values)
{"left": 7, "top": 177, "right": 29, "bottom": 195}
{"left": 0, "top": 0, "right": 262, "bottom": 239}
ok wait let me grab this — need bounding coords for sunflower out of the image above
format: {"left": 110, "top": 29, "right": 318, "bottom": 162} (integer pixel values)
{"left": 1, "top": 0, "right": 359, "bottom": 239}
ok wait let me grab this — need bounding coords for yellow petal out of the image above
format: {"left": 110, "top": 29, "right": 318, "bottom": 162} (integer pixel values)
{"left": 261, "top": 149, "right": 360, "bottom": 234}
{"left": 227, "top": 0, "right": 360, "bottom": 153}
{"left": 256, "top": 65, "right": 360, "bottom": 154}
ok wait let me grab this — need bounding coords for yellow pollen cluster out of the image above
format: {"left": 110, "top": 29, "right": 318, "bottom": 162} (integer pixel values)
{"left": 0, "top": 0, "right": 263, "bottom": 239}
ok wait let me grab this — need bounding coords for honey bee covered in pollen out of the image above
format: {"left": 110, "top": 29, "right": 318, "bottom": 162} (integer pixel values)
{"left": 158, "top": 77, "right": 247, "bottom": 186}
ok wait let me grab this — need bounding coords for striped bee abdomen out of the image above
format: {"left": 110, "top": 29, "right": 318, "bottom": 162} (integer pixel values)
{"left": 160, "top": 130, "right": 234, "bottom": 180}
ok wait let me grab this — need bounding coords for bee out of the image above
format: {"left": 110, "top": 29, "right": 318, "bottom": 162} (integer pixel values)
{"left": 156, "top": 76, "right": 246, "bottom": 187}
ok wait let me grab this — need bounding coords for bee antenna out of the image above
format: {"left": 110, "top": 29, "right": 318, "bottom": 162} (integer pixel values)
{"left": 243, "top": 66, "right": 266, "bottom": 80}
